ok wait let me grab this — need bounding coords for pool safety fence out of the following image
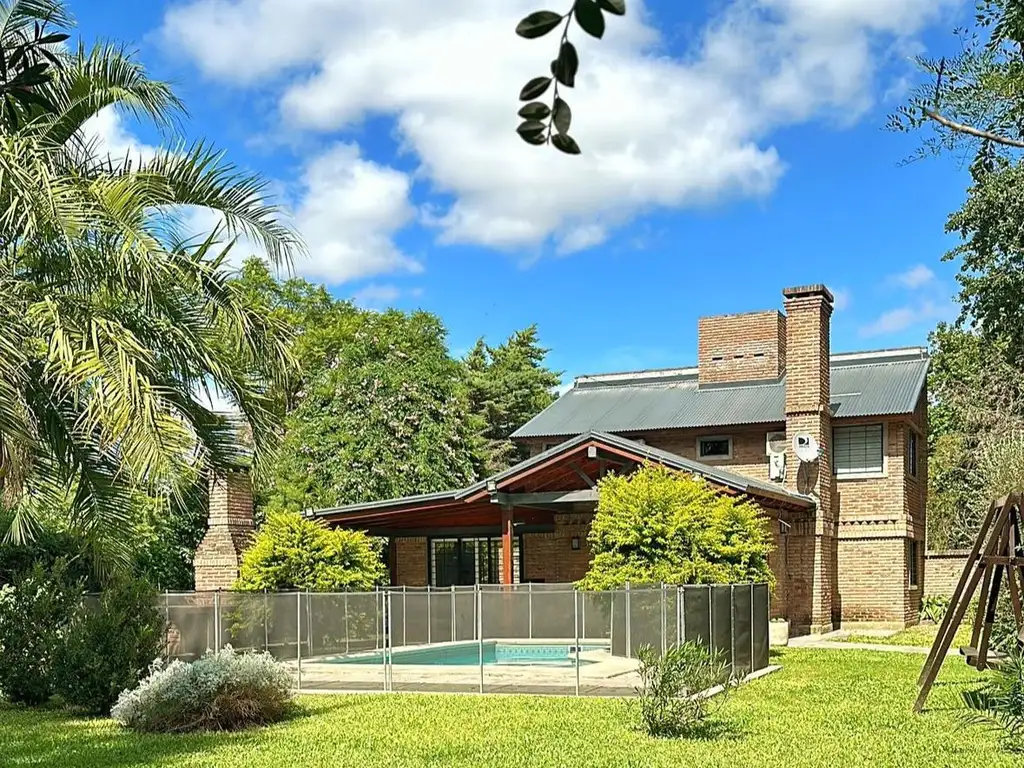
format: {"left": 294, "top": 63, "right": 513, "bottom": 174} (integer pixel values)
{"left": 158, "top": 583, "right": 769, "bottom": 696}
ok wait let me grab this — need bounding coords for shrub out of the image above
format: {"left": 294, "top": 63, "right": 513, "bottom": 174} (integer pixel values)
{"left": 0, "top": 560, "right": 82, "bottom": 705}
{"left": 963, "top": 647, "right": 1024, "bottom": 753}
{"left": 53, "top": 577, "right": 164, "bottom": 714}
{"left": 921, "top": 594, "right": 950, "bottom": 623}
{"left": 111, "top": 646, "right": 294, "bottom": 732}
{"left": 235, "top": 511, "right": 387, "bottom": 592}
{"left": 634, "top": 642, "right": 732, "bottom": 738}
{"left": 579, "top": 465, "right": 774, "bottom": 590}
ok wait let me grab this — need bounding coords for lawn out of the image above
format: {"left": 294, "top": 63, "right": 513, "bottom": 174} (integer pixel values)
{"left": 844, "top": 622, "right": 973, "bottom": 649}
{"left": 1, "top": 648, "right": 1014, "bottom": 768}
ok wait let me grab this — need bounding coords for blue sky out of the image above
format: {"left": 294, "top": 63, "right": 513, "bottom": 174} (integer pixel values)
{"left": 76, "top": 0, "right": 974, "bottom": 386}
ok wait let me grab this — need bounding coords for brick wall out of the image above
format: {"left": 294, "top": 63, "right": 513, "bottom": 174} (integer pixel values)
{"left": 523, "top": 514, "right": 593, "bottom": 583}
{"left": 194, "top": 471, "right": 255, "bottom": 591}
{"left": 925, "top": 551, "right": 969, "bottom": 597}
{"left": 697, "top": 310, "right": 786, "bottom": 384}
{"left": 394, "top": 537, "right": 428, "bottom": 586}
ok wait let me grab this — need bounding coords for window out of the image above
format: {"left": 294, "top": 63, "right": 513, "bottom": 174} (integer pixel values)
{"left": 833, "top": 424, "right": 884, "bottom": 477}
{"left": 542, "top": 441, "right": 559, "bottom": 452}
{"left": 908, "top": 428, "right": 919, "bottom": 478}
{"left": 908, "top": 539, "right": 920, "bottom": 588}
{"left": 429, "top": 536, "right": 520, "bottom": 587}
{"left": 697, "top": 436, "right": 732, "bottom": 461}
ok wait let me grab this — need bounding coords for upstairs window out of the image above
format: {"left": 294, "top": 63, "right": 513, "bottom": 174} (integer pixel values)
{"left": 833, "top": 424, "right": 884, "bottom": 477}
{"left": 908, "top": 428, "right": 919, "bottom": 478}
{"left": 697, "top": 436, "right": 732, "bottom": 461}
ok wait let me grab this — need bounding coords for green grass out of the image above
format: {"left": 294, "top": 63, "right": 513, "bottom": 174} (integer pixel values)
{"left": 844, "top": 622, "right": 973, "bottom": 649}
{"left": 0, "top": 648, "right": 1014, "bottom": 767}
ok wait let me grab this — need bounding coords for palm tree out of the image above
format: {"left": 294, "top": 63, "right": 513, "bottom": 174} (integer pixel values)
{"left": 0, "top": 0, "right": 302, "bottom": 569}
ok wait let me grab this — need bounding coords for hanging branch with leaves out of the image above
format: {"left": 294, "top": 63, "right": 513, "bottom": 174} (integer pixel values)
{"left": 514, "top": 0, "right": 625, "bottom": 155}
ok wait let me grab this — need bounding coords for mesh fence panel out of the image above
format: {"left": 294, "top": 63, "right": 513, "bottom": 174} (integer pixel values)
{"left": 155, "top": 582, "right": 768, "bottom": 695}
{"left": 479, "top": 585, "right": 530, "bottom": 639}
{"left": 164, "top": 593, "right": 215, "bottom": 661}
{"left": 265, "top": 592, "right": 300, "bottom": 661}
{"left": 529, "top": 587, "right": 575, "bottom": 639}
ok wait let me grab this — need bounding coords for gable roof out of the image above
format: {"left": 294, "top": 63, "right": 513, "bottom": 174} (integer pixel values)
{"left": 310, "top": 430, "right": 814, "bottom": 522}
{"left": 512, "top": 348, "right": 928, "bottom": 440}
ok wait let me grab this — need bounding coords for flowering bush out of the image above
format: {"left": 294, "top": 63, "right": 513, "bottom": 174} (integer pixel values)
{"left": 111, "top": 646, "right": 294, "bottom": 732}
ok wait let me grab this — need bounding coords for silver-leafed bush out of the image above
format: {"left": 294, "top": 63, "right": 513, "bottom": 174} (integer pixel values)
{"left": 111, "top": 646, "right": 294, "bottom": 732}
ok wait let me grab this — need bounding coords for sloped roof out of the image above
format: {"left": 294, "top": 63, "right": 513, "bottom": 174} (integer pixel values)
{"left": 512, "top": 348, "right": 928, "bottom": 439}
{"left": 311, "top": 430, "right": 814, "bottom": 520}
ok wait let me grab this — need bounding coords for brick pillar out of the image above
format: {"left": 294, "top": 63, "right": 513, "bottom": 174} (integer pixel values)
{"left": 782, "top": 284, "right": 837, "bottom": 633}
{"left": 194, "top": 470, "right": 255, "bottom": 591}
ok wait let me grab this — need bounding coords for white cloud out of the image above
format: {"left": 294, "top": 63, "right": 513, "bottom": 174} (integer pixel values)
{"left": 290, "top": 143, "right": 418, "bottom": 284}
{"left": 82, "top": 106, "right": 158, "bottom": 164}
{"left": 858, "top": 298, "right": 954, "bottom": 337}
{"left": 832, "top": 288, "right": 851, "bottom": 312}
{"left": 160, "top": 0, "right": 959, "bottom": 257}
{"left": 890, "top": 264, "right": 936, "bottom": 289}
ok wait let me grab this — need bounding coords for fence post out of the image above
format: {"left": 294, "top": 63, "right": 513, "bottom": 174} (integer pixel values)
{"left": 427, "top": 586, "right": 432, "bottom": 645}
{"left": 296, "top": 591, "right": 302, "bottom": 693}
{"left": 450, "top": 585, "right": 456, "bottom": 641}
{"left": 708, "top": 585, "right": 714, "bottom": 653}
{"left": 528, "top": 582, "right": 533, "bottom": 640}
{"left": 581, "top": 590, "right": 587, "bottom": 641}
{"left": 402, "top": 585, "right": 407, "bottom": 648}
{"left": 307, "top": 589, "right": 313, "bottom": 657}
{"left": 376, "top": 587, "right": 381, "bottom": 651}
{"left": 213, "top": 590, "right": 221, "bottom": 651}
{"left": 751, "top": 584, "right": 756, "bottom": 674}
{"left": 660, "top": 582, "right": 667, "bottom": 656}
{"left": 625, "top": 581, "right": 631, "bottom": 659}
{"left": 477, "top": 584, "right": 484, "bottom": 694}
{"left": 677, "top": 586, "right": 683, "bottom": 646}
{"left": 344, "top": 591, "right": 350, "bottom": 655}
{"left": 263, "top": 589, "right": 269, "bottom": 653}
{"left": 385, "top": 590, "right": 392, "bottom": 693}
{"left": 574, "top": 589, "right": 580, "bottom": 697}
{"left": 729, "top": 584, "right": 736, "bottom": 676}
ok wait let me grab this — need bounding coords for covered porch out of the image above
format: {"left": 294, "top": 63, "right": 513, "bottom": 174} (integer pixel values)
{"left": 310, "top": 431, "right": 816, "bottom": 591}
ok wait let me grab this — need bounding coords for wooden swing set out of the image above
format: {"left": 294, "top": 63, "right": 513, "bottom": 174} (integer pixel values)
{"left": 915, "top": 493, "right": 1024, "bottom": 712}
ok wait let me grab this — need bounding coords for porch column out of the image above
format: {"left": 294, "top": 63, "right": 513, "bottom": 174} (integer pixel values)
{"left": 501, "top": 504, "right": 514, "bottom": 585}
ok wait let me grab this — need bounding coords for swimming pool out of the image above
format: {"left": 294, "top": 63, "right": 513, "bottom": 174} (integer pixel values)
{"left": 325, "top": 641, "right": 605, "bottom": 667}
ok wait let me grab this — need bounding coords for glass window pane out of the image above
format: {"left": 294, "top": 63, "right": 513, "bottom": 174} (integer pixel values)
{"left": 432, "top": 539, "right": 458, "bottom": 587}
{"left": 833, "top": 424, "right": 883, "bottom": 475}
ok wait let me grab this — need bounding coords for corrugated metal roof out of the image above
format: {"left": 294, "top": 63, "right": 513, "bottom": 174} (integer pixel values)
{"left": 513, "top": 348, "right": 928, "bottom": 439}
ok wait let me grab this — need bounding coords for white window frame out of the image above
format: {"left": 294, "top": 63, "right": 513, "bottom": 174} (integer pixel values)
{"left": 833, "top": 422, "right": 887, "bottom": 480}
{"left": 696, "top": 435, "right": 733, "bottom": 462}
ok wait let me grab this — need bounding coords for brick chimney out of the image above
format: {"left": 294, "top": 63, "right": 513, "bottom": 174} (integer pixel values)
{"left": 697, "top": 310, "right": 787, "bottom": 385}
{"left": 194, "top": 470, "right": 255, "bottom": 591}
{"left": 781, "top": 284, "right": 836, "bottom": 633}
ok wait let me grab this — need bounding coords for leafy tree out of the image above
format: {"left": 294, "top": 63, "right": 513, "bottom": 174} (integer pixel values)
{"left": 0, "top": 1, "right": 298, "bottom": 568}
{"left": 892, "top": 0, "right": 1024, "bottom": 156}
{"left": 464, "top": 325, "right": 561, "bottom": 475}
{"left": 265, "top": 309, "right": 478, "bottom": 513}
{"left": 514, "top": 0, "right": 626, "bottom": 154}
{"left": 235, "top": 511, "right": 386, "bottom": 592}
{"left": 578, "top": 465, "right": 775, "bottom": 590}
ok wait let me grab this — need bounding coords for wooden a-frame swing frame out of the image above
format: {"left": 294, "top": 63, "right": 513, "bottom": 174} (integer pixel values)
{"left": 915, "top": 493, "right": 1024, "bottom": 712}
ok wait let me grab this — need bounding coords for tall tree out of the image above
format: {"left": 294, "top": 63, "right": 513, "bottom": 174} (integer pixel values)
{"left": 232, "top": 263, "right": 479, "bottom": 513}
{"left": 0, "top": 1, "right": 298, "bottom": 568}
{"left": 464, "top": 326, "right": 561, "bottom": 475}
{"left": 265, "top": 309, "right": 478, "bottom": 513}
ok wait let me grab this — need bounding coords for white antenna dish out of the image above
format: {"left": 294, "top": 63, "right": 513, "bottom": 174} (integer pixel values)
{"left": 793, "top": 434, "right": 820, "bottom": 463}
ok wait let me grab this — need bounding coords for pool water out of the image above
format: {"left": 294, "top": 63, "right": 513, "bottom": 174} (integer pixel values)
{"left": 327, "top": 642, "right": 603, "bottom": 666}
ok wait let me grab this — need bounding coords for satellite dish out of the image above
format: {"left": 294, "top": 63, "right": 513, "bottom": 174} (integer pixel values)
{"left": 793, "top": 434, "right": 820, "bottom": 463}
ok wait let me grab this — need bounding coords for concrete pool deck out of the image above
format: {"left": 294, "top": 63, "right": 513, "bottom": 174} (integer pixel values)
{"left": 288, "top": 639, "right": 644, "bottom": 696}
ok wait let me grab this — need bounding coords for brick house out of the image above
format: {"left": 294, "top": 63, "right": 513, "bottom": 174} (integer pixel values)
{"left": 203, "top": 285, "right": 926, "bottom": 634}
